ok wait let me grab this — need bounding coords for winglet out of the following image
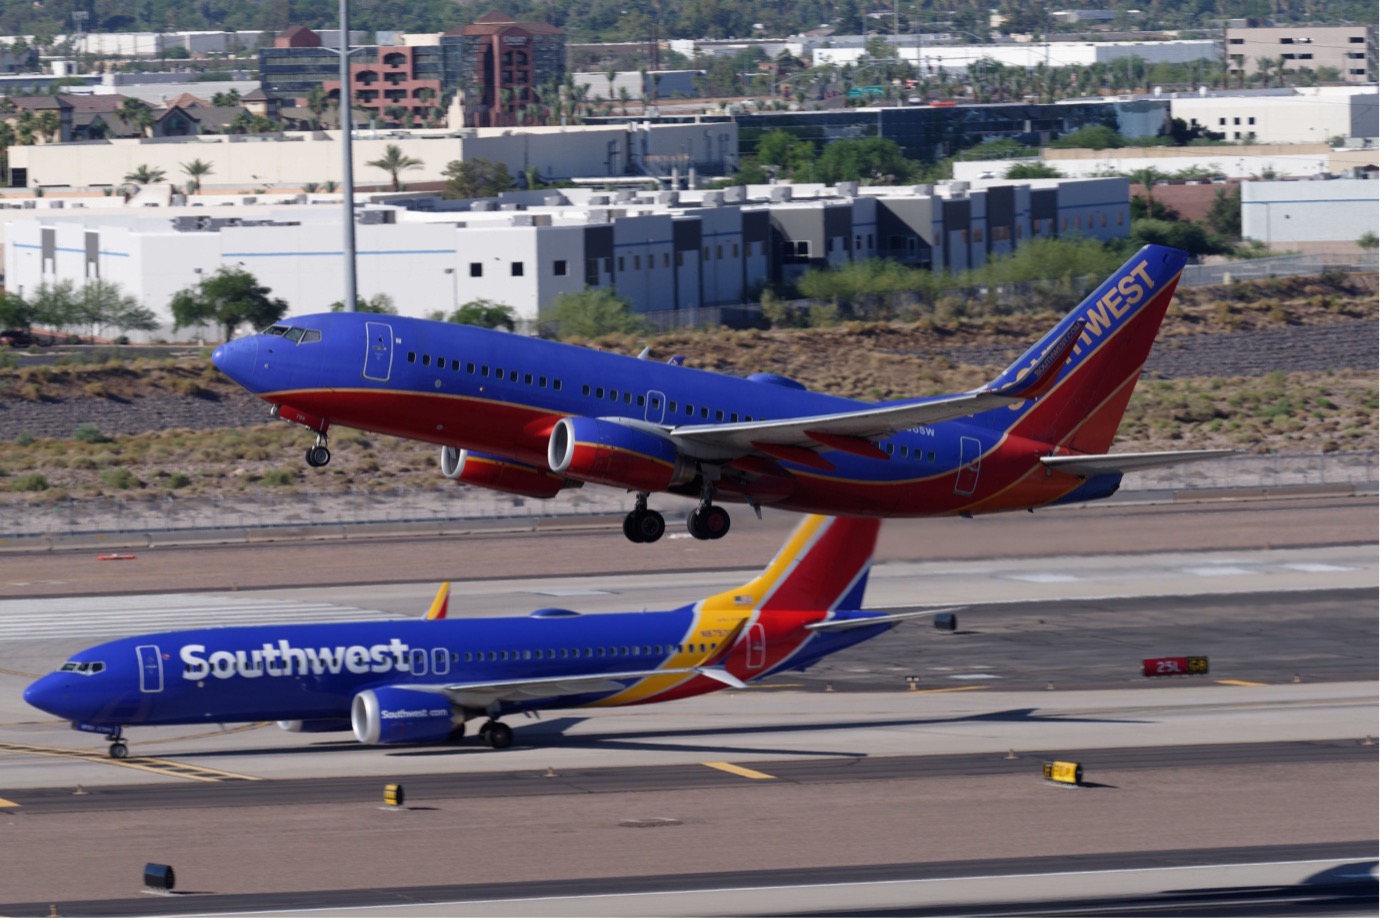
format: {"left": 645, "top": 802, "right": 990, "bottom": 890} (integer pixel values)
{"left": 423, "top": 582, "right": 450, "bottom": 621}
{"left": 986, "top": 318, "right": 1085, "bottom": 401}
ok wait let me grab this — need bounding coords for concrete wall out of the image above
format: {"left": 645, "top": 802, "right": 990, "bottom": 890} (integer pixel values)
{"left": 1171, "top": 89, "right": 1378, "bottom": 144}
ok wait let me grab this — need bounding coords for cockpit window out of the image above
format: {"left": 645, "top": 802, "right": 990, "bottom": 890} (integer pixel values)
{"left": 261, "top": 325, "right": 322, "bottom": 344}
{"left": 59, "top": 661, "right": 105, "bottom": 674}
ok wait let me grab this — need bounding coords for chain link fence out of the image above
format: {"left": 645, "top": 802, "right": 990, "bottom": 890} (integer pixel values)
{"left": 0, "top": 452, "right": 1372, "bottom": 543}
{"left": 1181, "top": 252, "right": 1379, "bottom": 287}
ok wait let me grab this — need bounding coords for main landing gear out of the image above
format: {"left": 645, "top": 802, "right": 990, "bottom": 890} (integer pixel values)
{"left": 477, "top": 720, "right": 514, "bottom": 749}
{"left": 687, "top": 475, "right": 730, "bottom": 541}
{"left": 623, "top": 493, "right": 666, "bottom": 544}
{"left": 305, "top": 434, "right": 331, "bottom": 468}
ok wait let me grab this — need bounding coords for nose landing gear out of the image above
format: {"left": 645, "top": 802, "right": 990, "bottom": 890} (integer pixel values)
{"left": 105, "top": 729, "right": 129, "bottom": 759}
{"left": 305, "top": 435, "right": 331, "bottom": 468}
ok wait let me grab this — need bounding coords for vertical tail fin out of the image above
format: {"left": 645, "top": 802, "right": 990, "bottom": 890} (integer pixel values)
{"left": 701, "top": 516, "right": 881, "bottom": 612}
{"left": 984, "top": 244, "right": 1188, "bottom": 454}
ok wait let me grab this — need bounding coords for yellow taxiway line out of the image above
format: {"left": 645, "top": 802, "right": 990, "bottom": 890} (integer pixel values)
{"left": 704, "top": 761, "right": 777, "bottom": 780}
{"left": 1216, "top": 679, "right": 1268, "bottom": 687}
{"left": 0, "top": 741, "right": 261, "bottom": 782}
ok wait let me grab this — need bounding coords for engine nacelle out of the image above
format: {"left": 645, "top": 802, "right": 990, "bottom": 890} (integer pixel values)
{"left": 548, "top": 417, "right": 695, "bottom": 492}
{"left": 277, "top": 718, "right": 353, "bottom": 734}
{"left": 351, "top": 686, "right": 457, "bottom": 745}
{"left": 440, "top": 446, "right": 574, "bottom": 499}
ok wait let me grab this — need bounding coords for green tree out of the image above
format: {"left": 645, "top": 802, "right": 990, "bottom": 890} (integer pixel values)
{"left": 330, "top": 293, "right": 397, "bottom": 313}
{"left": 73, "top": 279, "right": 155, "bottom": 339}
{"left": 180, "top": 157, "right": 214, "bottom": 194}
{"left": 123, "top": 164, "right": 166, "bottom": 185}
{"left": 441, "top": 158, "right": 513, "bottom": 199}
{"left": 27, "top": 279, "right": 79, "bottom": 336}
{"left": 1204, "top": 187, "right": 1242, "bottom": 238}
{"left": 0, "top": 289, "right": 35, "bottom": 332}
{"left": 448, "top": 298, "right": 518, "bottom": 331}
{"left": 542, "top": 288, "right": 646, "bottom": 339}
{"left": 170, "top": 267, "right": 287, "bottom": 341}
{"left": 116, "top": 97, "right": 155, "bottom": 136}
{"left": 362, "top": 142, "right": 420, "bottom": 191}
{"left": 1004, "top": 162, "right": 1063, "bottom": 179}
{"left": 305, "top": 83, "right": 329, "bottom": 129}
{"left": 210, "top": 89, "right": 242, "bottom": 107}
{"left": 1357, "top": 231, "right": 1379, "bottom": 250}
{"left": 814, "top": 137, "right": 918, "bottom": 185}
{"left": 1130, "top": 218, "right": 1230, "bottom": 258}
{"left": 1049, "top": 123, "right": 1124, "bottom": 150}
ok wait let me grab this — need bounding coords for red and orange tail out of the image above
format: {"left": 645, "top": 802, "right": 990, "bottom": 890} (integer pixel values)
{"left": 701, "top": 515, "right": 880, "bottom": 613}
{"left": 982, "top": 244, "right": 1188, "bottom": 455}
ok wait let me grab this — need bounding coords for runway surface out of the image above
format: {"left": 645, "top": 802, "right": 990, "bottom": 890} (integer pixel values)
{"left": 0, "top": 495, "right": 1376, "bottom": 914}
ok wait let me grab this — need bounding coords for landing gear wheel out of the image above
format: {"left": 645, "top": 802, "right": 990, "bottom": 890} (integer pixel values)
{"left": 486, "top": 722, "right": 514, "bottom": 749}
{"left": 687, "top": 505, "right": 731, "bottom": 540}
{"left": 479, "top": 721, "right": 513, "bottom": 749}
{"left": 623, "top": 509, "right": 666, "bottom": 543}
{"left": 108, "top": 742, "right": 129, "bottom": 759}
{"left": 305, "top": 445, "right": 331, "bottom": 467}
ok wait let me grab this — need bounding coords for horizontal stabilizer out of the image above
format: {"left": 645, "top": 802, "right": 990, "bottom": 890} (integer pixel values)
{"left": 696, "top": 666, "right": 748, "bottom": 689}
{"left": 804, "top": 608, "right": 962, "bottom": 632}
{"left": 1040, "top": 449, "right": 1238, "bottom": 476}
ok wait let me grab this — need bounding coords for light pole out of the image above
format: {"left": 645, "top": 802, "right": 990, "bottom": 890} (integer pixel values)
{"left": 443, "top": 267, "right": 457, "bottom": 313}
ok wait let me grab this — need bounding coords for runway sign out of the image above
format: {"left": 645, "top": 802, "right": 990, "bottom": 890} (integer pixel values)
{"left": 1142, "top": 656, "right": 1210, "bottom": 677}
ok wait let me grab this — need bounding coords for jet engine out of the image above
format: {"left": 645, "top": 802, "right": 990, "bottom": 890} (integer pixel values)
{"left": 277, "top": 718, "right": 354, "bottom": 733}
{"left": 351, "top": 687, "right": 458, "bottom": 745}
{"left": 440, "top": 446, "right": 576, "bottom": 500}
{"left": 548, "top": 417, "right": 695, "bottom": 492}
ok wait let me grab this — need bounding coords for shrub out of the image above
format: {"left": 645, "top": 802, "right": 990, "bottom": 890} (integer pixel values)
{"left": 100, "top": 468, "right": 140, "bottom": 489}
{"left": 11, "top": 473, "right": 50, "bottom": 491}
{"left": 167, "top": 472, "right": 192, "bottom": 489}
{"left": 73, "top": 424, "right": 112, "bottom": 443}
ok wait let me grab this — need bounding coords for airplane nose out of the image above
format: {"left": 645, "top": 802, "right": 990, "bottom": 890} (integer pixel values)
{"left": 212, "top": 337, "right": 258, "bottom": 391}
{"left": 23, "top": 675, "right": 68, "bottom": 718}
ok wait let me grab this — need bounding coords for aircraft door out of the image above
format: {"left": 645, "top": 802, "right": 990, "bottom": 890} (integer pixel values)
{"left": 745, "top": 623, "right": 766, "bottom": 671}
{"left": 645, "top": 390, "right": 666, "bottom": 425}
{"left": 136, "top": 645, "right": 164, "bottom": 693}
{"left": 954, "top": 436, "right": 982, "bottom": 496}
{"left": 363, "top": 322, "right": 394, "bottom": 382}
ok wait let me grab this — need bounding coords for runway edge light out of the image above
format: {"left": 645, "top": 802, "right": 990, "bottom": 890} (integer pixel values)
{"left": 1042, "top": 761, "right": 1083, "bottom": 786}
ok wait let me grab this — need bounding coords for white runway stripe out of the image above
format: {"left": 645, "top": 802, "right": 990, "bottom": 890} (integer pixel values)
{"left": 0, "top": 595, "right": 399, "bottom": 640}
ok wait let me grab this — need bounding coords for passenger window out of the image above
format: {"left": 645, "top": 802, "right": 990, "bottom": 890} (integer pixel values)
{"left": 701, "top": 407, "right": 709, "bottom": 419}
{"left": 480, "top": 364, "right": 489, "bottom": 375}
{"left": 610, "top": 390, "right": 619, "bottom": 402}
{"left": 583, "top": 384, "right": 591, "bottom": 396}
{"left": 554, "top": 380, "right": 562, "bottom": 390}
{"left": 423, "top": 355, "right": 431, "bottom": 367}
{"left": 494, "top": 367, "right": 503, "bottom": 379}
{"left": 585, "top": 647, "right": 593, "bottom": 656}
{"left": 624, "top": 392, "right": 632, "bottom": 404}
{"left": 637, "top": 395, "right": 645, "bottom": 407}
{"left": 595, "top": 387, "right": 604, "bottom": 398}
{"left": 715, "top": 410, "right": 724, "bottom": 422}
{"left": 525, "top": 373, "right": 533, "bottom": 385}
{"left": 408, "top": 351, "right": 417, "bottom": 363}
{"left": 522, "top": 650, "right": 532, "bottom": 660}
{"left": 539, "top": 376, "right": 547, "bottom": 387}
{"left": 451, "top": 359, "right": 460, "bottom": 372}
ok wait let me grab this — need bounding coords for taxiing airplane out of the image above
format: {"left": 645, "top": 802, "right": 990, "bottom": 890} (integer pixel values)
{"left": 26, "top": 515, "right": 943, "bottom": 757}
{"left": 212, "top": 244, "right": 1228, "bottom": 542}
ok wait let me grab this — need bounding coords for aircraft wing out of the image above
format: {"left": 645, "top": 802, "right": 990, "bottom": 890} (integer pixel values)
{"left": 804, "top": 608, "right": 962, "bottom": 632}
{"left": 1039, "top": 449, "right": 1238, "bottom": 476}
{"left": 410, "top": 665, "right": 737, "bottom": 710}
{"left": 666, "top": 320, "right": 1086, "bottom": 460}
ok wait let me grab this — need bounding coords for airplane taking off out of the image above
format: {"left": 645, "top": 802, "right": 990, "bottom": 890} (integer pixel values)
{"left": 26, "top": 515, "right": 946, "bottom": 757}
{"left": 213, "top": 244, "right": 1229, "bottom": 542}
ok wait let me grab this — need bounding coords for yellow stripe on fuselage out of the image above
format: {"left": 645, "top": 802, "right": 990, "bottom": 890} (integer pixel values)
{"left": 593, "top": 516, "right": 833, "bottom": 707}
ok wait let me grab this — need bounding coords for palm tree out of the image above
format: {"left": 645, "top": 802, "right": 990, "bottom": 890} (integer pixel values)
{"left": 117, "top": 97, "right": 155, "bottom": 137}
{"left": 180, "top": 158, "right": 214, "bottom": 194}
{"left": 123, "top": 164, "right": 166, "bottom": 185}
{"left": 305, "top": 84, "right": 328, "bottom": 129}
{"left": 365, "top": 143, "right": 423, "bottom": 192}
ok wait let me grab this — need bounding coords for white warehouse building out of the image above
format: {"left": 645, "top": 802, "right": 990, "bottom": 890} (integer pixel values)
{"left": 3, "top": 177, "right": 1131, "bottom": 341}
{"left": 1170, "top": 87, "right": 1379, "bottom": 144}
{"left": 1241, "top": 179, "right": 1379, "bottom": 249}
{"left": 812, "top": 40, "right": 1220, "bottom": 73}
